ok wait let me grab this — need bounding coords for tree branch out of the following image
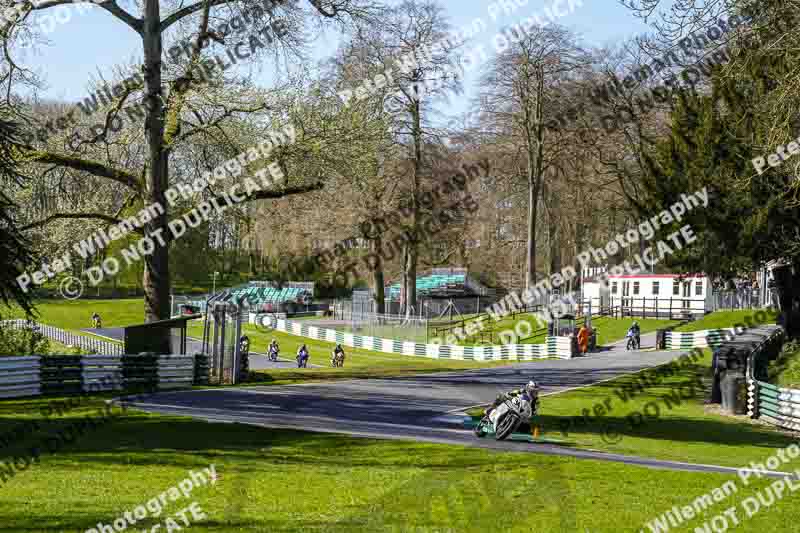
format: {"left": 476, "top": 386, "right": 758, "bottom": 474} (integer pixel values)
{"left": 160, "top": 0, "right": 233, "bottom": 32}
{"left": 19, "top": 149, "right": 141, "bottom": 192}
{"left": 30, "top": 0, "right": 143, "bottom": 34}
{"left": 177, "top": 181, "right": 324, "bottom": 222}
{"left": 21, "top": 212, "right": 124, "bottom": 232}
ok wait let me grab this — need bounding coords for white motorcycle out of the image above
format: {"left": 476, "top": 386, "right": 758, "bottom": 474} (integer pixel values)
{"left": 474, "top": 393, "right": 537, "bottom": 441}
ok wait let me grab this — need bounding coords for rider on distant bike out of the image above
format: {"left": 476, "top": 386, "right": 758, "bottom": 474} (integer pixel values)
{"left": 626, "top": 321, "right": 641, "bottom": 349}
{"left": 296, "top": 344, "right": 310, "bottom": 368}
{"left": 331, "top": 344, "right": 345, "bottom": 367}
{"left": 482, "top": 380, "right": 540, "bottom": 433}
{"left": 268, "top": 339, "right": 280, "bottom": 361}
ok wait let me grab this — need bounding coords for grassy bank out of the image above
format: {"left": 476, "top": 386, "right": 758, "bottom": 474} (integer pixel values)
{"left": 771, "top": 340, "right": 800, "bottom": 389}
{"left": 1, "top": 395, "right": 798, "bottom": 532}
{"left": 469, "top": 349, "right": 797, "bottom": 468}
{"left": 3, "top": 298, "right": 146, "bottom": 330}
{"left": 674, "top": 309, "right": 779, "bottom": 332}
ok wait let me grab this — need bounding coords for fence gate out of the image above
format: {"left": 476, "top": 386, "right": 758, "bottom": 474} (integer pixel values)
{"left": 203, "top": 302, "right": 242, "bottom": 384}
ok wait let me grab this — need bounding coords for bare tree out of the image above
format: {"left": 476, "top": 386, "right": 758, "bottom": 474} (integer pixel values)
{"left": 478, "top": 24, "right": 589, "bottom": 293}
{"left": 1, "top": 0, "right": 379, "bottom": 327}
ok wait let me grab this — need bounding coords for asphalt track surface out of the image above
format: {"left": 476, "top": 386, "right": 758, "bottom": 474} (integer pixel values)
{"left": 120, "top": 333, "right": 795, "bottom": 479}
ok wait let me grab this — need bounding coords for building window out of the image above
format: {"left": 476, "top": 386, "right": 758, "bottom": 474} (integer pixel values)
{"left": 633, "top": 281, "right": 640, "bottom": 295}
{"left": 673, "top": 281, "right": 680, "bottom": 295}
{"left": 696, "top": 281, "right": 703, "bottom": 296}
{"left": 612, "top": 282, "right": 618, "bottom": 295}
{"left": 652, "top": 281, "right": 660, "bottom": 295}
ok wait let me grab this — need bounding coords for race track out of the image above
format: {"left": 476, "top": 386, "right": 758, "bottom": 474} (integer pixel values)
{"left": 119, "top": 333, "right": 795, "bottom": 478}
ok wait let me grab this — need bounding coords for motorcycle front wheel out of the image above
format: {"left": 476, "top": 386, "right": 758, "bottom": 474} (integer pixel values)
{"left": 494, "top": 412, "right": 520, "bottom": 440}
{"left": 473, "top": 417, "right": 489, "bottom": 438}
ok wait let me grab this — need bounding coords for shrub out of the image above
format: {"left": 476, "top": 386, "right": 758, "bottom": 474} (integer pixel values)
{"left": 0, "top": 323, "right": 50, "bottom": 356}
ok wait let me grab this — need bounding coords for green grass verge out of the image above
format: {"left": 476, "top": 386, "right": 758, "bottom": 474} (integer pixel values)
{"left": 588, "top": 316, "right": 680, "bottom": 346}
{"left": 674, "top": 309, "right": 780, "bottom": 332}
{"left": 187, "top": 320, "right": 509, "bottom": 385}
{"left": 1, "top": 395, "right": 799, "bottom": 532}
{"left": 470, "top": 348, "right": 797, "bottom": 468}
{"left": 770, "top": 340, "right": 800, "bottom": 389}
{"left": 2, "top": 298, "right": 146, "bottom": 330}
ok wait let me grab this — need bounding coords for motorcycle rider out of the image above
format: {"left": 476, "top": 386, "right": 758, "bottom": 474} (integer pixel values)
{"left": 482, "top": 380, "right": 540, "bottom": 433}
{"left": 296, "top": 344, "right": 310, "bottom": 368}
{"left": 268, "top": 339, "right": 280, "bottom": 361}
{"left": 331, "top": 343, "right": 345, "bottom": 367}
{"left": 626, "top": 321, "right": 641, "bottom": 348}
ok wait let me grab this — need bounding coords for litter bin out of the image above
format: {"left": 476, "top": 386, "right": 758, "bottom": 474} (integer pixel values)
{"left": 720, "top": 371, "right": 747, "bottom": 415}
{"left": 589, "top": 329, "right": 598, "bottom": 352}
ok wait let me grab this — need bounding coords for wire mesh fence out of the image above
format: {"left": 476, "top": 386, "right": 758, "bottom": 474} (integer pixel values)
{"left": 325, "top": 312, "right": 430, "bottom": 344}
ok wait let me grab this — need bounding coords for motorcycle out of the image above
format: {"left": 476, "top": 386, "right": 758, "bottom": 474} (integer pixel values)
{"left": 268, "top": 348, "right": 279, "bottom": 362}
{"left": 473, "top": 393, "right": 536, "bottom": 441}
{"left": 296, "top": 352, "right": 309, "bottom": 368}
{"left": 626, "top": 333, "right": 641, "bottom": 350}
{"left": 331, "top": 351, "right": 345, "bottom": 367}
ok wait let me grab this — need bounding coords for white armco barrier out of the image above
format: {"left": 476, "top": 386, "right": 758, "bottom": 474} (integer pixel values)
{"left": 663, "top": 326, "right": 776, "bottom": 350}
{"left": 0, "top": 354, "right": 195, "bottom": 399}
{"left": 249, "top": 314, "right": 575, "bottom": 360}
{"left": 0, "top": 357, "right": 42, "bottom": 399}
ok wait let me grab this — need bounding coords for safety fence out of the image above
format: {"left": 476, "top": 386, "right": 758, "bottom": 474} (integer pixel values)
{"left": 747, "top": 380, "right": 800, "bottom": 431}
{"left": 741, "top": 326, "right": 798, "bottom": 431}
{"left": 665, "top": 328, "right": 742, "bottom": 349}
{"left": 250, "top": 314, "right": 575, "bottom": 360}
{"left": 0, "top": 354, "right": 195, "bottom": 399}
{"left": 1, "top": 319, "right": 124, "bottom": 355}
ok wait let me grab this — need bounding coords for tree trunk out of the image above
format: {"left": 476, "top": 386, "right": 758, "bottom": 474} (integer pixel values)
{"left": 141, "top": 0, "right": 171, "bottom": 349}
{"left": 524, "top": 65, "right": 545, "bottom": 295}
{"left": 526, "top": 180, "right": 537, "bottom": 293}
{"left": 405, "top": 100, "right": 422, "bottom": 318}
{"left": 371, "top": 237, "right": 386, "bottom": 314}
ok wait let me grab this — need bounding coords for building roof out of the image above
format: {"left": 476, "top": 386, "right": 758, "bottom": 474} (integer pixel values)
{"left": 585, "top": 273, "right": 707, "bottom": 281}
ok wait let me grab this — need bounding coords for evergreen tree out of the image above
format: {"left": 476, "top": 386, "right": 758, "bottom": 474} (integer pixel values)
{"left": 637, "top": 47, "right": 800, "bottom": 333}
{"left": 0, "top": 109, "right": 36, "bottom": 316}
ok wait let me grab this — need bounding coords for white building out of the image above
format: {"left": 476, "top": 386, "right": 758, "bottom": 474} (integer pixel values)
{"left": 581, "top": 273, "right": 713, "bottom": 318}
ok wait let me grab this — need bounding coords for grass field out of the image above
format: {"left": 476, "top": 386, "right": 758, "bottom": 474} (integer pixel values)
{"left": 1, "top": 395, "right": 799, "bottom": 532}
{"left": 2, "top": 298, "right": 511, "bottom": 377}
{"left": 187, "top": 320, "right": 510, "bottom": 385}
{"left": 3, "top": 298, "right": 147, "bottom": 330}
{"left": 674, "top": 309, "right": 780, "bottom": 332}
{"left": 466, "top": 348, "right": 799, "bottom": 468}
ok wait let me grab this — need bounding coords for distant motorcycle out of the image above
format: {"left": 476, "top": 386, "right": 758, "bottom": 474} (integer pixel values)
{"left": 296, "top": 351, "right": 309, "bottom": 368}
{"left": 268, "top": 347, "right": 279, "bottom": 362}
{"left": 626, "top": 333, "right": 641, "bottom": 350}
{"left": 473, "top": 393, "right": 536, "bottom": 441}
{"left": 331, "top": 351, "right": 345, "bottom": 368}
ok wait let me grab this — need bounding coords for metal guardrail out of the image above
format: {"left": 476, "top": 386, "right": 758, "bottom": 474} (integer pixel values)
{"left": 748, "top": 380, "right": 800, "bottom": 431}
{"left": 738, "top": 326, "right": 799, "bottom": 431}
{"left": 0, "top": 355, "right": 195, "bottom": 399}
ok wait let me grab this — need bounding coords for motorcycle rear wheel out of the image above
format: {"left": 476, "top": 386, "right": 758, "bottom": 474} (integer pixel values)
{"left": 494, "top": 412, "right": 520, "bottom": 440}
